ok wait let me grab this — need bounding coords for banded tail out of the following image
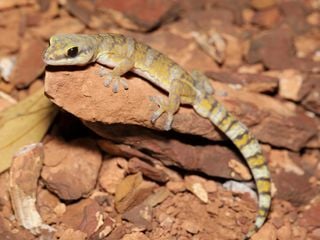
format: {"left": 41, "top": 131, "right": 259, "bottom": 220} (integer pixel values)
{"left": 193, "top": 95, "right": 271, "bottom": 239}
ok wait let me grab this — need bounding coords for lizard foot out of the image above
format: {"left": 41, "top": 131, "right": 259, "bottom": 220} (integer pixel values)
{"left": 97, "top": 66, "right": 108, "bottom": 77}
{"left": 103, "top": 74, "right": 128, "bottom": 93}
{"left": 149, "top": 96, "right": 173, "bottom": 131}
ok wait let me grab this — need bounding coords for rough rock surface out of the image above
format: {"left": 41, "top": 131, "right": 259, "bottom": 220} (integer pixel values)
{"left": 41, "top": 137, "right": 102, "bottom": 200}
{"left": 0, "top": 0, "right": 319, "bottom": 239}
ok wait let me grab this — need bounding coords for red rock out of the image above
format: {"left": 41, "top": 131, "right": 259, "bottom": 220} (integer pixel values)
{"left": 299, "top": 203, "right": 320, "bottom": 228}
{"left": 302, "top": 74, "right": 320, "bottom": 115}
{"left": 294, "top": 31, "right": 320, "bottom": 59}
{"left": 0, "top": 81, "right": 14, "bottom": 95}
{"left": 9, "top": 143, "right": 46, "bottom": 233}
{"left": 277, "top": 222, "right": 293, "bottom": 240}
{"left": 246, "top": 27, "right": 296, "bottom": 70}
{"left": 224, "top": 34, "right": 244, "bottom": 67}
{"left": 0, "top": 172, "right": 10, "bottom": 213}
{"left": 213, "top": 0, "right": 249, "bottom": 25}
{"left": 292, "top": 225, "right": 307, "bottom": 239}
{"left": 278, "top": 69, "right": 311, "bottom": 102}
{"left": 122, "top": 232, "right": 150, "bottom": 240}
{"left": 306, "top": 12, "right": 320, "bottom": 27}
{"left": 98, "top": 139, "right": 159, "bottom": 164}
{"left": 59, "top": 229, "right": 87, "bottom": 240}
{"left": 0, "top": 215, "right": 35, "bottom": 240}
{"left": 95, "top": 0, "right": 179, "bottom": 31}
{"left": 272, "top": 171, "right": 316, "bottom": 206}
{"left": 42, "top": 138, "right": 102, "bottom": 200}
{"left": 122, "top": 203, "right": 152, "bottom": 230}
{"left": 186, "top": 8, "right": 238, "bottom": 33}
{"left": 86, "top": 124, "right": 248, "bottom": 180}
{"left": 88, "top": 214, "right": 115, "bottom": 239}
{"left": 251, "top": 223, "right": 277, "bottom": 240}
{"left": 251, "top": 7, "right": 282, "bottom": 28}
{"left": 99, "top": 157, "right": 126, "bottom": 194}
{"left": 301, "top": 150, "right": 320, "bottom": 176}
{"left": 311, "top": 228, "right": 320, "bottom": 239}
{"left": 137, "top": 29, "right": 217, "bottom": 72}
{"left": 305, "top": 132, "right": 320, "bottom": 151}
{"left": 37, "top": 189, "right": 62, "bottom": 224}
{"left": 128, "top": 157, "right": 169, "bottom": 183}
{"left": 61, "top": 199, "right": 105, "bottom": 237}
{"left": 32, "top": 16, "right": 85, "bottom": 40}
{"left": 65, "top": 0, "right": 94, "bottom": 25}
{"left": 45, "top": 62, "right": 317, "bottom": 153}
{"left": 104, "top": 226, "right": 127, "bottom": 240}
{"left": 269, "top": 149, "right": 304, "bottom": 176}
{"left": 279, "top": 1, "right": 309, "bottom": 34}
{"left": 0, "top": 219, "right": 16, "bottom": 239}
{"left": 0, "top": 27, "right": 20, "bottom": 55}
{"left": 0, "top": 0, "right": 36, "bottom": 10}
{"left": 206, "top": 71, "right": 278, "bottom": 93}
{"left": 166, "top": 181, "right": 186, "bottom": 193}
{"left": 177, "top": 0, "right": 214, "bottom": 14}
{"left": 44, "top": 58, "right": 218, "bottom": 142}
{"left": 190, "top": 8, "right": 235, "bottom": 24}
{"left": 35, "top": 0, "right": 59, "bottom": 20}
{"left": 291, "top": 57, "right": 320, "bottom": 73}
{"left": 181, "top": 219, "right": 201, "bottom": 234}
{"left": 250, "top": 0, "right": 276, "bottom": 10}
{"left": 9, "top": 35, "right": 46, "bottom": 88}
{"left": 252, "top": 113, "right": 316, "bottom": 151}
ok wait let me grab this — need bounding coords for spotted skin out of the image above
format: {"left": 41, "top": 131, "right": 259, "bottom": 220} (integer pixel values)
{"left": 43, "top": 33, "right": 272, "bottom": 239}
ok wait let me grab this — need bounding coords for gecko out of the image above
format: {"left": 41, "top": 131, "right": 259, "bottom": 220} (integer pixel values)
{"left": 43, "top": 33, "right": 271, "bottom": 239}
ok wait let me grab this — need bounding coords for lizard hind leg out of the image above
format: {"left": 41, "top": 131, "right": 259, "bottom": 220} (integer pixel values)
{"left": 149, "top": 80, "right": 181, "bottom": 131}
{"left": 191, "top": 70, "right": 227, "bottom": 97}
{"left": 191, "top": 70, "right": 214, "bottom": 95}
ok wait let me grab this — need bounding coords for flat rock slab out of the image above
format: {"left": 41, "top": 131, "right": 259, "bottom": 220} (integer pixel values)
{"left": 44, "top": 64, "right": 317, "bottom": 151}
{"left": 44, "top": 64, "right": 220, "bottom": 140}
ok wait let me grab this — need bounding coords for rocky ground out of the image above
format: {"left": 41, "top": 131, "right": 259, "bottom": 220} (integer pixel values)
{"left": 0, "top": 0, "right": 319, "bottom": 240}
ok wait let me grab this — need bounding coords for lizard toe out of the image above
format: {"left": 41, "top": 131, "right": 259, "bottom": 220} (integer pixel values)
{"left": 103, "top": 75, "right": 113, "bottom": 87}
{"left": 151, "top": 109, "right": 164, "bottom": 123}
{"left": 120, "top": 77, "right": 129, "bottom": 90}
{"left": 163, "top": 114, "right": 173, "bottom": 130}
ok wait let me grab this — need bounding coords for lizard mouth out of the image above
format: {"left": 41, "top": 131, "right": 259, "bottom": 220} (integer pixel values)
{"left": 42, "top": 54, "right": 78, "bottom": 66}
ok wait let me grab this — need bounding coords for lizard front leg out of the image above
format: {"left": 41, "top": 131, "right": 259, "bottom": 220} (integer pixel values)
{"left": 98, "top": 58, "right": 135, "bottom": 93}
{"left": 150, "top": 80, "right": 181, "bottom": 131}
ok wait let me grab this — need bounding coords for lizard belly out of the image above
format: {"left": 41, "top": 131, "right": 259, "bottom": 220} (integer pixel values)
{"left": 132, "top": 68, "right": 170, "bottom": 91}
{"left": 97, "top": 55, "right": 169, "bottom": 90}
{"left": 97, "top": 55, "right": 117, "bottom": 68}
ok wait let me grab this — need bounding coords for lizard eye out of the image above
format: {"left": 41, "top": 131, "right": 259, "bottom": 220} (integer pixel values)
{"left": 67, "top": 47, "right": 78, "bottom": 58}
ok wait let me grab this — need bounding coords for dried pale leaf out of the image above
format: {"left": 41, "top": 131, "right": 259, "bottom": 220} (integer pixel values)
{"left": 115, "top": 172, "right": 143, "bottom": 203}
{"left": 0, "top": 89, "right": 57, "bottom": 173}
{"left": 144, "top": 187, "right": 170, "bottom": 207}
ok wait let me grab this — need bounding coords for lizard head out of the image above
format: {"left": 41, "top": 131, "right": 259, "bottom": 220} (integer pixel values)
{"left": 43, "top": 34, "right": 99, "bottom": 66}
